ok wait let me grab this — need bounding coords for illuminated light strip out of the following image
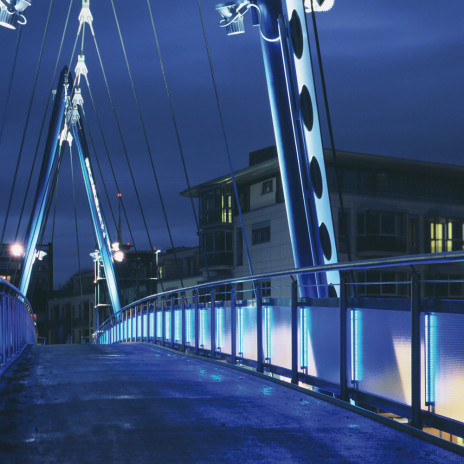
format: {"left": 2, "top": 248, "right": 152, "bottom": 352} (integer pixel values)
{"left": 300, "top": 307, "right": 310, "bottom": 369}
{"left": 186, "top": 309, "right": 192, "bottom": 344}
{"left": 238, "top": 306, "right": 244, "bottom": 356}
{"left": 165, "top": 311, "right": 171, "bottom": 340}
{"left": 425, "top": 313, "right": 437, "bottom": 405}
{"left": 264, "top": 306, "right": 271, "bottom": 361}
{"left": 150, "top": 312, "right": 155, "bottom": 338}
{"left": 216, "top": 307, "right": 223, "bottom": 350}
{"left": 156, "top": 311, "right": 162, "bottom": 338}
{"left": 143, "top": 314, "right": 147, "bottom": 339}
{"left": 200, "top": 309, "right": 207, "bottom": 347}
{"left": 350, "top": 309, "right": 362, "bottom": 383}
{"left": 175, "top": 310, "right": 182, "bottom": 342}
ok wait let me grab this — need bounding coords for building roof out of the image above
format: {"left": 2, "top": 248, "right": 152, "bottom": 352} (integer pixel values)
{"left": 180, "top": 147, "right": 464, "bottom": 197}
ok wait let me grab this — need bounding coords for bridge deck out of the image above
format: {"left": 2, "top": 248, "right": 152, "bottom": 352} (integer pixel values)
{"left": 0, "top": 344, "right": 462, "bottom": 463}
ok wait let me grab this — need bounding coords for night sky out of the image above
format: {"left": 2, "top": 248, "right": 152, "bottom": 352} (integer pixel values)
{"left": 0, "top": 0, "right": 463, "bottom": 287}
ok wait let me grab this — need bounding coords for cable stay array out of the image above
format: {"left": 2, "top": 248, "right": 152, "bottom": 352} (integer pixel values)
{"left": 0, "top": 0, "right": 345, "bottom": 316}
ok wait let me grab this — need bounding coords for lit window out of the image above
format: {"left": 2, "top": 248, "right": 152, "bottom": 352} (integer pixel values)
{"left": 429, "top": 218, "right": 464, "bottom": 253}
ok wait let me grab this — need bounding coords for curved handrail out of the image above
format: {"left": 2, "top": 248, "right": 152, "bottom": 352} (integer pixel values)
{"left": 0, "top": 276, "right": 37, "bottom": 371}
{"left": 100, "top": 250, "right": 464, "bottom": 327}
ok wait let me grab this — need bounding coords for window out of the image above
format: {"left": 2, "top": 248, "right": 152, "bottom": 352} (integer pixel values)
{"left": 252, "top": 222, "right": 271, "bottom": 245}
{"left": 357, "top": 210, "right": 406, "bottom": 253}
{"left": 338, "top": 210, "right": 350, "bottom": 253}
{"left": 262, "top": 281, "right": 271, "bottom": 297}
{"left": 429, "top": 218, "right": 464, "bottom": 253}
{"left": 262, "top": 179, "right": 273, "bottom": 194}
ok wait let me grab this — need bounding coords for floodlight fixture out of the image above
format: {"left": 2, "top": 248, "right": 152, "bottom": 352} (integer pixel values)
{"left": 216, "top": 1, "right": 250, "bottom": 36}
{"left": 10, "top": 242, "right": 24, "bottom": 258}
{"left": 0, "top": 0, "right": 31, "bottom": 29}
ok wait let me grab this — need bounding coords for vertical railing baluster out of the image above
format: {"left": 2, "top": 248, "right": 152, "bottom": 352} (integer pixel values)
{"left": 171, "top": 296, "right": 175, "bottom": 348}
{"left": 231, "top": 285, "right": 236, "bottom": 365}
{"left": 154, "top": 300, "right": 158, "bottom": 343}
{"left": 256, "top": 282, "right": 263, "bottom": 374}
{"left": 162, "top": 298, "right": 166, "bottom": 346}
{"left": 211, "top": 289, "right": 216, "bottom": 358}
{"left": 181, "top": 293, "right": 186, "bottom": 352}
{"left": 194, "top": 291, "right": 199, "bottom": 355}
{"left": 339, "top": 276, "right": 348, "bottom": 401}
{"left": 411, "top": 273, "right": 422, "bottom": 429}
{"left": 291, "top": 279, "right": 298, "bottom": 384}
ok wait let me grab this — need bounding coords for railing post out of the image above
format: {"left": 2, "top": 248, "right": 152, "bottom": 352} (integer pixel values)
{"left": 181, "top": 293, "right": 186, "bottom": 352}
{"left": 339, "top": 276, "right": 349, "bottom": 401}
{"left": 291, "top": 279, "right": 298, "bottom": 384}
{"left": 171, "top": 296, "right": 175, "bottom": 348}
{"left": 130, "top": 307, "right": 133, "bottom": 342}
{"left": 211, "top": 289, "right": 216, "bottom": 359}
{"left": 154, "top": 300, "right": 158, "bottom": 343}
{"left": 231, "top": 285, "right": 236, "bottom": 365}
{"left": 256, "top": 282, "right": 264, "bottom": 373}
{"left": 162, "top": 298, "right": 166, "bottom": 346}
{"left": 195, "top": 291, "right": 199, "bottom": 355}
{"left": 411, "top": 273, "right": 422, "bottom": 428}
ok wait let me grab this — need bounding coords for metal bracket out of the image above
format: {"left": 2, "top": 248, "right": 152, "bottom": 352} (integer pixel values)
{"left": 78, "top": 0, "right": 94, "bottom": 36}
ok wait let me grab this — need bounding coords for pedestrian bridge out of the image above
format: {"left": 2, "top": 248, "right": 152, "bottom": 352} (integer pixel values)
{"left": 0, "top": 343, "right": 463, "bottom": 464}
{"left": 2, "top": 254, "right": 464, "bottom": 462}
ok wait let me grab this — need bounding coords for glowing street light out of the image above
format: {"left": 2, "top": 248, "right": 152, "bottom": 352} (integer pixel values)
{"left": 10, "top": 242, "right": 24, "bottom": 258}
{"left": 112, "top": 242, "right": 125, "bottom": 263}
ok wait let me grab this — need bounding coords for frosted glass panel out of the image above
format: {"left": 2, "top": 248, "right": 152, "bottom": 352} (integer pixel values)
{"left": 428, "top": 313, "right": 464, "bottom": 423}
{"left": 199, "top": 307, "right": 211, "bottom": 350}
{"left": 356, "top": 308, "right": 411, "bottom": 405}
{"left": 265, "top": 305, "right": 291, "bottom": 369}
{"left": 238, "top": 305, "right": 257, "bottom": 361}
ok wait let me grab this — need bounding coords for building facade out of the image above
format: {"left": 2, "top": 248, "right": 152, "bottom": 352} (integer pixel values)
{"left": 184, "top": 146, "right": 464, "bottom": 299}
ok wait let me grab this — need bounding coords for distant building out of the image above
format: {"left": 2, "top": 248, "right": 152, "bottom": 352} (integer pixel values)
{"left": 0, "top": 242, "right": 52, "bottom": 339}
{"left": 183, "top": 146, "right": 464, "bottom": 298}
{"left": 46, "top": 246, "right": 202, "bottom": 343}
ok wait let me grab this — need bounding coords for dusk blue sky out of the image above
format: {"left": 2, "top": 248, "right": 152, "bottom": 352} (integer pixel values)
{"left": 1, "top": 1, "right": 463, "bottom": 286}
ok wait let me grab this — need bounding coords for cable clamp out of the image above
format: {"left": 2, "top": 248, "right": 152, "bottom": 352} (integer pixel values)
{"left": 78, "top": 0, "right": 94, "bottom": 35}
{"left": 74, "top": 54, "right": 89, "bottom": 87}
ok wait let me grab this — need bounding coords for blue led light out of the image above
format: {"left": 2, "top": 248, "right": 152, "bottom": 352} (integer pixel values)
{"left": 175, "top": 310, "right": 182, "bottom": 342}
{"left": 200, "top": 309, "right": 207, "bottom": 347}
{"left": 156, "top": 311, "right": 162, "bottom": 338}
{"left": 300, "top": 306, "right": 310, "bottom": 370}
{"left": 350, "top": 309, "right": 362, "bottom": 383}
{"left": 149, "top": 312, "right": 155, "bottom": 338}
{"left": 216, "top": 307, "right": 223, "bottom": 350}
{"left": 165, "top": 311, "right": 171, "bottom": 340}
{"left": 425, "top": 313, "right": 437, "bottom": 406}
{"left": 238, "top": 306, "right": 244, "bottom": 356}
{"left": 264, "top": 306, "right": 271, "bottom": 362}
{"left": 186, "top": 309, "right": 192, "bottom": 344}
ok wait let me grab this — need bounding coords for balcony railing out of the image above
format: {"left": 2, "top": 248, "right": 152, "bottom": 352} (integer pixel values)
{"left": 97, "top": 251, "right": 464, "bottom": 442}
{"left": 0, "top": 277, "right": 37, "bottom": 372}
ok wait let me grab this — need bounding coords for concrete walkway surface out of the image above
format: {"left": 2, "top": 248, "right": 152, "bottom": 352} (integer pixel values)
{"left": 0, "top": 343, "right": 462, "bottom": 463}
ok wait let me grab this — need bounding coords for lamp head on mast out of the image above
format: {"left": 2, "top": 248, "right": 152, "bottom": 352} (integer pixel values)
{"left": 0, "top": 0, "right": 31, "bottom": 29}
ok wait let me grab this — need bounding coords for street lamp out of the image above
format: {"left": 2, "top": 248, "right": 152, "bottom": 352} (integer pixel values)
{"left": 10, "top": 242, "right": 24, "bottom": 258}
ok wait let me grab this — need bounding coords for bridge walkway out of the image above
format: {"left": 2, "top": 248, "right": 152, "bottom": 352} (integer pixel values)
{"left": 0, "top": 344, "right": 462, "bottom": 463}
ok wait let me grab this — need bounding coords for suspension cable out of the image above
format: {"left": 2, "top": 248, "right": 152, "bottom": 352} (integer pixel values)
{"left": 69, "top": 144, "right": 85, "bottom": 325}
{"left": 197, "top": 0, "right": 254, "bottom": 277}
{"left": 0, "top": 0, "right": 54, "bottom": 244}
{"left": 90, "top": 29, "right": 155, "bottom": 252}
{"left": 85, "top": 81, "right": 137, "bottom": 249}
{"left": 0, "top": 26, "right": 22, "bottom": 150}
{"left": 14, "top": 0, "right": 75, "bottom": 241}
{"left": 145, "top": 0, "right": 210, "bottom": 280}
{"left": 81, "top": 110, "right": 117, "bottom": 232}
{"left": 109, "top": 0, "right": 184, "bottom": 287}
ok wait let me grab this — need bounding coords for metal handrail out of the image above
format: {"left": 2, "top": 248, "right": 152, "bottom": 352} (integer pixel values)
{"left": 0, "top": 276, "right": 37, "bottom": 371}
{"left": 102, "top": 250, "right": 464, "bottom": 324}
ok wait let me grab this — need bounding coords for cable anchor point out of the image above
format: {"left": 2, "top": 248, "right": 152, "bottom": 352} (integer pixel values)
{"left": 78, "top": 0, "right": 94, "bottom": 36}
{"left": 74, "top": 55, "right": 89, "bottom": 87}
